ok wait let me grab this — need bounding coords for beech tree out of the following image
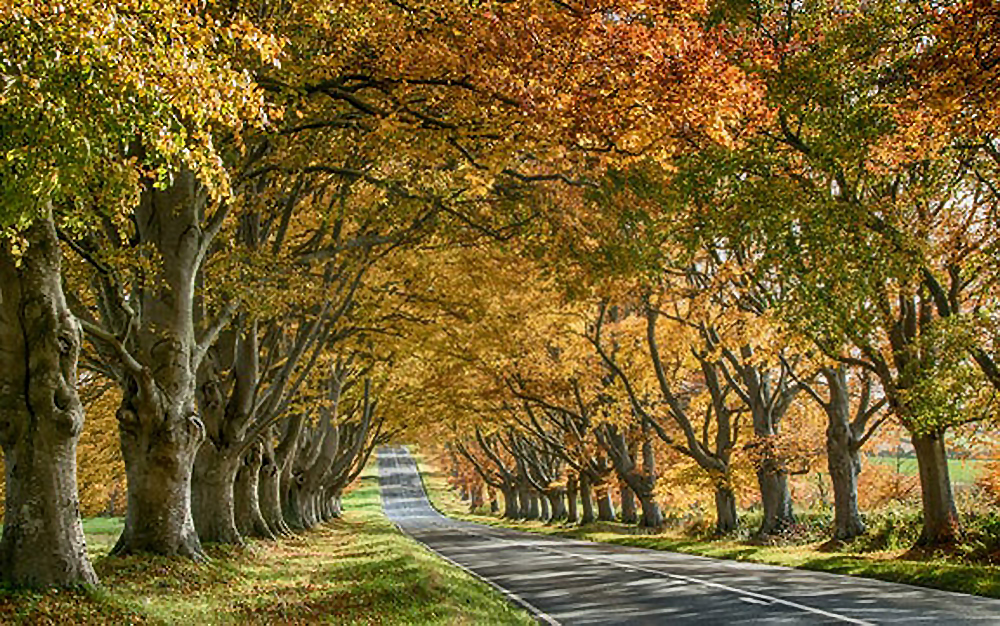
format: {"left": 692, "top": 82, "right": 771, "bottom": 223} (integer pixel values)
{"left": 0, "top": 0, "right": 275, "bottom": 582}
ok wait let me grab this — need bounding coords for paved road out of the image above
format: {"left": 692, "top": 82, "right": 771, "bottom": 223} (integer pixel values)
{"left": 377, "top": 446, "right": 1000, "bottom": 625}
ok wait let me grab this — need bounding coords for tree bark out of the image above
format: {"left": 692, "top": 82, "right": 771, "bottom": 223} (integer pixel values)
{"left": 619, "top": 479, "right": 638, "bottom": 524}
{"left": 234, "top": 442, "right": 274, "bottom": 539}
{"left": 756, "top": 463, "right": 794, "bottom": 536}
{"left": 113, "top": 376, "right": 205, "bottom": 558}
{"left": 637, "top": 494, "right": 663, "bottom": 528}
{"left": 517, "top": 483, "right": 532, "bottom": 519}
{"left": 191, "top": 444, "right": 242, "bottom": 545}
{"left": 566, "top": 474, "right": 579, "bottom": 524}
{"left": 580, "top": 473, "right": 595, "bottom": 524}
{"left": 546, "top": 490, "right": 567, "bottom": 522}
{"left": 714, "top": 485, "right": 738, "bottom": 535}
{"left": 528, "top": 491, "right": 540, "bottom": 520}
{"left": 501, "top": 484, "right": 519, "bottom": 518}
{"left": 0, "top": 211, "right": 98, "bottom": 587}
{"left": 539, "top": 493, "right": 550, "bottom": 520}
{"left": 912, "top": 430, "right": 960, "bottom": 546}
{"left": 827, "top": 424, "right": 864, "bottom": 540}
{"left": 259, "top": 433, "right": 292, "bottom": 536}
{"left": 596, "top": 486, "right": 616, "bottom": 522}
{"left": 821, "top": 367, "right": 866, "bottom": 540}
{"left": 470, "top": 482, "right": 484, "bottom": 512}
{"left": 111, "top": 170, "right": 209, "bottom": 559}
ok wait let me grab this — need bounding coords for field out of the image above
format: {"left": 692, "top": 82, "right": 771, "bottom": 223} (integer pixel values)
{"left": 864, "top": 456, "right": 989, "bottom": 485}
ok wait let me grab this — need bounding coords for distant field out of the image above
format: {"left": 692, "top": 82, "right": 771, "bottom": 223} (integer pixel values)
{"left": 863, "top": 456, "right": 989, "bottom": 485}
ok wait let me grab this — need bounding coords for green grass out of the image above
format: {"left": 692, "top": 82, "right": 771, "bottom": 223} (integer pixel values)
{"left": 0, "top": 466, "right": 535, "bottom": 626}
{"left": 82, "top": 517, "right": 124, "bottom": 558}
{"left": 865, "top": 455, "right": 988, "bottom": 484}
{"left": 416, "top": 455, "right": 1000, "bottom": 600}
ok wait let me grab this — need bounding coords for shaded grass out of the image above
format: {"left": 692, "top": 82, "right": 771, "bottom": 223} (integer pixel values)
{"left": 416, "top": 455, "right": 1000, "bottom": 600}
{"left": 0, "top": 465, "right": 534, "bottom": 626}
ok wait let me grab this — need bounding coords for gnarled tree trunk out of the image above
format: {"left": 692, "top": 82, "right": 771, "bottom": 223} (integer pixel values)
{"left": 545, "top": 489, "right": 567, "bottom": 522}
{"left": 191, "top": 444, "right": 242, "bottom": 545}
{"left": 234, "top": 442, "right": 273, "bottom": 539}
{"left": 113, "top": 381, "right": 204, "bottom": 559}
{"left": 0, "top": 211, "right": 97, "bottom": 587}
{"left": 110, "top": 170, "right": 211, "bottom": 559}
{"left": 259, "top": 459, "right": 289, "bottom": 536}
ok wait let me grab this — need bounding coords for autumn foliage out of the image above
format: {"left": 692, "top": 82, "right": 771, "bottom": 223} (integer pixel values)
{"left": 1, "top": 0, "right": 1000, "bottom": 594}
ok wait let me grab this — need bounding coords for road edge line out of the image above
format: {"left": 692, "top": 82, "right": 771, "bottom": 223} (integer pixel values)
{"left": 392, "top": 520, "right": 561, "bottom": 626}
{"left": 379, "top": 448, "right": 561, "bottom": 626}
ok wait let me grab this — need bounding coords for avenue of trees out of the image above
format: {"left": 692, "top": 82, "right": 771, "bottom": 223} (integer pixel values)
{"left": 1, "top": 0, "right": 999, "bottom": 591}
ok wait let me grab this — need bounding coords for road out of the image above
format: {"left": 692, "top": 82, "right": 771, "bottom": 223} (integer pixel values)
{"left": 377, "top": 446, "right": 1000, "bottom": 625}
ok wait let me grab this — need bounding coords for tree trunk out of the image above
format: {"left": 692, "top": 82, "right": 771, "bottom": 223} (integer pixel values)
{"left": 112, "top": 384, "right": 205, "bottom": 559}
{"left": 580, "top": 473, "right": 595, "bottom": 524}
{"left": 111, "top": 170, "right": 209, "bottom": 559}
{"left": 824, "top": 368, "right": 865, "bottom": 540}
{"left": 547, "top": 490, "right": 567, "bottom": 521}
{"left": 191, "top": 444, "right": 242, "bottom": 545}
{"left": 0, "top": 211, "right": 97, "bottom": 587}
{"left": 756, "top": 464, "right": 794, "bottom": 536}
{"left": 328, "top": 492, "right": 343, "bottom": 518}
{"left": 912, "top": 430, "right": 960, "bottom": 546}
{"left": 619, "top": 480, "right": 638, "bottom": 524}
{"left": 283, "top": 474, "right": 307, "bottom": 530}
{"left": 470, "top": 483, "right": 484, "bottom": 512}
{"left": 234, "top": 443, "right": 274, "bottom": 539}
{"left": 596, "top": 487, "right": 616, "bottom": 522}
{"left": 567, "top": 475, "right": 579, "bottom": 524}
{"left": 638, "top": 494, "right": 663, "bottom": 528}
{"left": 528, "top": 492, "right": 540, "bottom": 520}
{"left": 501, "top": 485, "right": 518, "bottom": 518}
{"left": 827, "top": 427, "right": 864, "bottom": 540}
{"left": 488, "top": 487, "right": 500, "bottom": 514}
{"left": 259, "top": 451, "right": 291, "bottom": 536}
{"left": 517, "top": 483, "right": 532, "bottom": 519}
{"left": 539, "top": 493, "right": 550, "bottom": 520}
{"left": 714, "top": 485, "right": 738, "bottom": 535}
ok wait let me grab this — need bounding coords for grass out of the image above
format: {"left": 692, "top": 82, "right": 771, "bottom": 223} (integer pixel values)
{"left": 865, "top": 455, "right": 988, "bottom": 485}
{"left": 0, "top": 465, "right": 535, "bottom": 626}
{"left": 416, "top": 455, "right": 1000, "bottom": 600}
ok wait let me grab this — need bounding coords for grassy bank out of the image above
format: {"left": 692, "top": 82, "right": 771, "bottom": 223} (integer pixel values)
{"left": 417, "top": 456, "right": 1000, "bottom": 600}
{"left": 0, "top": 466, "right": 534, "bottom": 626}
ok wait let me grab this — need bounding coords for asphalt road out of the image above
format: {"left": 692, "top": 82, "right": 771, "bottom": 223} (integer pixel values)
{"left": 377, "top": 446, "right": 1000, "bottom": 625}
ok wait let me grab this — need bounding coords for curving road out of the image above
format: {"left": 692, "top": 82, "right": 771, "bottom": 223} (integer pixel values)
{"left": 377, "top": 446, "right": 1000, "bottom": 625}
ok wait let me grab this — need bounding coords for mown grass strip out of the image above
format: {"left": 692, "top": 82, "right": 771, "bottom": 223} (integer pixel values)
{"left": 0, "top": 466, "right": 535, "bottom": 626}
